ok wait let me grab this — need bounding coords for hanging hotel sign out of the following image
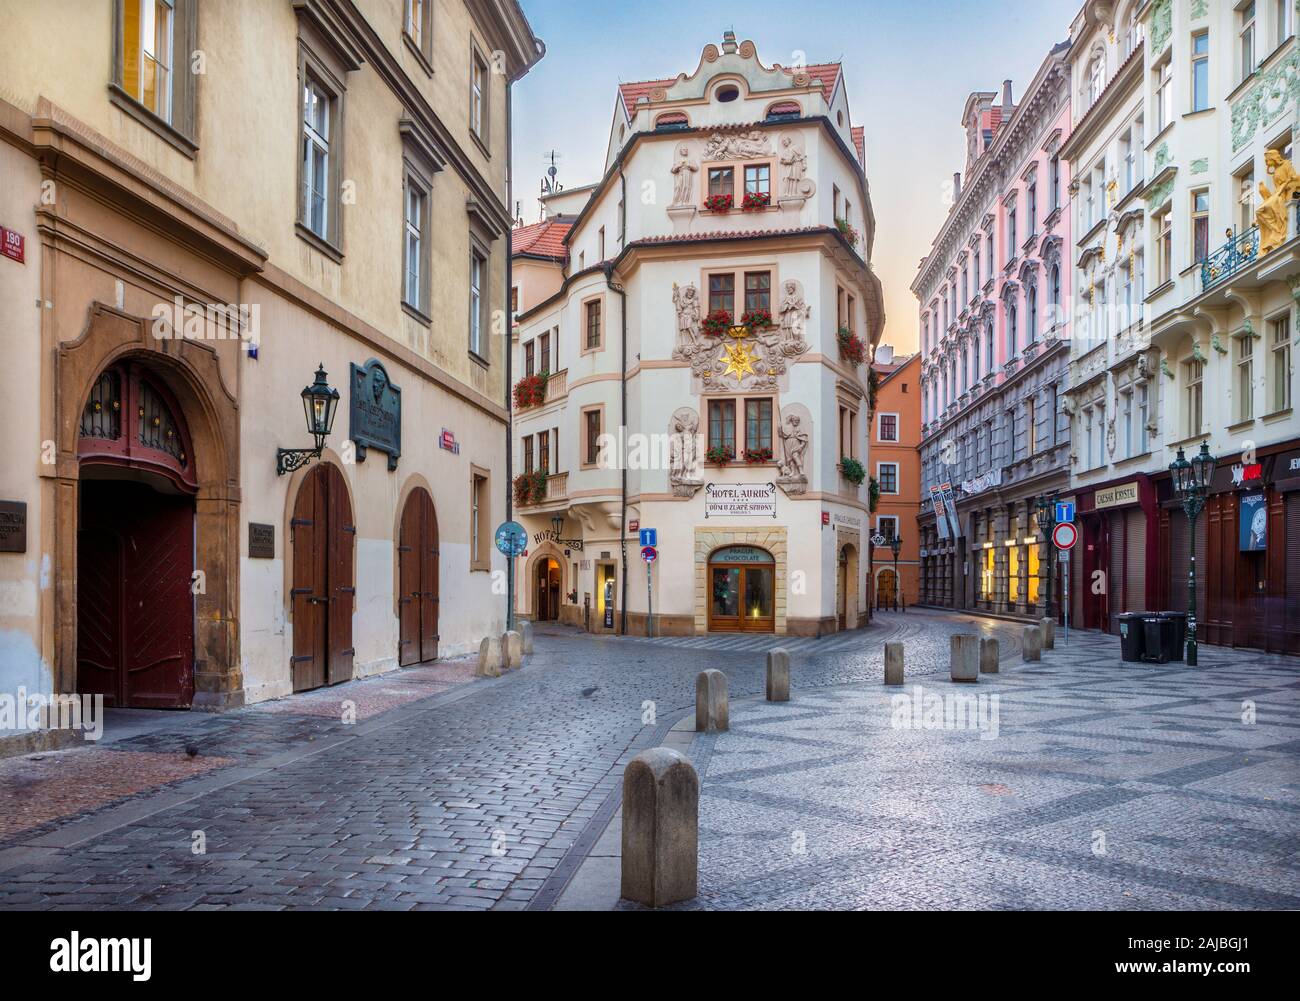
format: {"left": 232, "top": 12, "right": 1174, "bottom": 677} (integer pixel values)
{"left": 349, "top": 359, "right": 402, "bottom": 470}
{"left": 705, "top": 482, "right": 778, "bottom": 519}
{"left": 960, "top": 468, "right": 1002, "bottom": 497}
{"left": 1239, "top": 493, "right": 1267, "bottom": 551}
{"left": 1094, "top": 481, "right": 1140, "bottom": 510}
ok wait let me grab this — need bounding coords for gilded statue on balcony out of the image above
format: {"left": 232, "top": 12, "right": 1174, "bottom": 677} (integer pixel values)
{"left": 1256, "top": 149, "right": 1300, "bottom": 257}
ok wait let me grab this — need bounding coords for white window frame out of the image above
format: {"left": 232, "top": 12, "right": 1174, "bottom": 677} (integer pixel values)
{"left": 302, "top": 77, "right": 332, "bottom": 240}
{"left": 876, "top": 411, "right": 900, "bottom": 443}
{"left": 1269, "top": 312, "right": 1293, "bottom": 413}
{"left": 876, "top": 461, "right": 900, "bottom": 495}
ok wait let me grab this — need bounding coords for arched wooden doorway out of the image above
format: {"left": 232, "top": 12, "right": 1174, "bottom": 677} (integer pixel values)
{"left": 398, "top": 487, "right": 439, "bottom": 665}
{"left": 535, "top": 557, "right": 562, "bottom": 621}
{"left": 877, "top": 568, "right": 898, "bottom": 609}
{"left": 76, "top": 363, "right": 198, "bottom": 708}
{"left": 291, "top": 463, "right": 355, "bottom": 691}
{"left": 708, "top": 545, "right": 775, "bottom": 632}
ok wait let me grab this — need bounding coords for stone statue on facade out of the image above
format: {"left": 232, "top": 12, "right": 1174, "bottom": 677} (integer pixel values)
{"left": 668, "top": 407, "right": 703, "bottom": 497}
{"left": 780, "top": 135, "right": 809, "bottom": 199}
{"left": 776, "top": 405, "right": 812, "bottom": 496}
{"left": 672, "top": 282, "right": 702, "bottom": 359}
{"left": 1256, "top": 148, "right": 1300, "bottom": 256}
{"left": 670, "top": 144, "right": 698, "bottom": 207}
{"left": 704, "top": 130, "right": 770, "bottom": 161}
{"left": 777, "top": 280, "right": 810, "bottom": 356}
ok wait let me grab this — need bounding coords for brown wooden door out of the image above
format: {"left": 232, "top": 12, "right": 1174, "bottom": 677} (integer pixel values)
{"left": 291, "top": 464, "right": 354, "bottom": 691}
{"left": 398, "top": 488, "right": 438, "bottom": 665}
{"left": 77, "top": 480, "right": 195, "bottom": 708}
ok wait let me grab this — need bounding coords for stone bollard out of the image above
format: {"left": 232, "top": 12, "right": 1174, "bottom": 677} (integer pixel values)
{"left": 696, "top": 669, "right": 729, "bottom": 732}
{"left": 950, "top": 633, "right": 980, "bottom": 683}
{"left": 620, "top": 747, "right": 698, "bottom": 908}
{"left": 1039, "top": 617, "right": 1055, "bottom": 650}
{"left": 1023, "top": 625, "right": 1043, "bottom": 662}
{"left": 766, "top": 649, "right": 791, "bottom": 702}
{"left": 884, "top": 642, "right": 905, "bottom": 686}
{"left": 521, "top": 620, "right": 535, "bottom": 655}
{"left": 476, "top": 636, "right": 503, "bottom": 678}
{"left": 502, "top": 630, "right": 523, "bottom": 670}
{"left": 980, "top": 636, "right": 1000, "bottom": 674}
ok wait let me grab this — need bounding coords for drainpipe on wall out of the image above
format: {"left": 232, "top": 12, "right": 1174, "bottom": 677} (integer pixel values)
{"left": 504, "top": 77, "right": 516, "bottom": 632}
{"left": 605, "top": 169, "right": 629, "bottom": 635}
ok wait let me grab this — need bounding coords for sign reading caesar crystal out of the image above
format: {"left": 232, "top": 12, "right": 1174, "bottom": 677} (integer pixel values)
{"left": 349, "top": 359, "right": 402, "bottom": 471}
{"left": 248, "top": 523, "right": 275, "bottom": 559}
{"left": 1093, "top": 483, "right": 1138, "bottom": 510}
{"left": 704, "top": 482, "right": 778, "bottom": 519}
{"left": 0, "top": 500, "right": 26, "bottom": 553}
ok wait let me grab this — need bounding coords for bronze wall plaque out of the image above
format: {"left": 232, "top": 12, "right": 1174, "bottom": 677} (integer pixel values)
{"left": 249, "top": 522, "right": 275, "bottom": 559}
{"left": 349, "top": 359, "right": 402, "bottom": 471}
{"left": 0, "top": 500, "right": 26, "bottom": 553}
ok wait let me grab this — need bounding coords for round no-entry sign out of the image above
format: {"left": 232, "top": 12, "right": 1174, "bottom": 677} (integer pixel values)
{"left": 1052, "top": 522, "right": 1079, "bottom": 551}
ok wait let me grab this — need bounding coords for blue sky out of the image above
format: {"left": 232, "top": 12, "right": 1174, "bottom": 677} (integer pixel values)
{"left": 512, "top": 0, "right": 1081, "bottom": 353}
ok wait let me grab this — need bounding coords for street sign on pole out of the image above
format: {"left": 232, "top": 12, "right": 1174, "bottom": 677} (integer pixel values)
{"left": 1055, "top": 500, "right": 1075, "bottom": 524}
{"left": 638, "top": 528, "right": 657, "bottom": 548}
{"left": 1052, "top": 521, "right": 1079, "bottom": 551}
{"left": 640, "top": 545, "right": 657, "bottom": 563}
{"left": 494, "top": 521, "right": 527, "bottom": 557}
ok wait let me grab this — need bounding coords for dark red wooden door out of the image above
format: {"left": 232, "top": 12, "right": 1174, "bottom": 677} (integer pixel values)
{"left": 77, "top": 480, "right": 195, "bottom": 708}
{"left": 291, "top": 464, "right": 354, "bottom": 690}
{"left": 398, "top": 488, "right": 438, "bottom": 665}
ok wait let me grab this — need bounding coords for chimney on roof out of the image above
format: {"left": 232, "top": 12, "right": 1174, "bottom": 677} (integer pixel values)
{"left": 1001, "top": 79, "right": 1014, "bottom": 118}
{"left": 722, "top": 29, "right": 738, "bottom": 55}
{"left": 953, "top": 172, "right": 961, "bottom": 201}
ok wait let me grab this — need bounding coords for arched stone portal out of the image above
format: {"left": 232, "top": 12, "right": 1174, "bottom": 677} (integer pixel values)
{"left": 55, "top": 304, "right": 242, "bottom": 708}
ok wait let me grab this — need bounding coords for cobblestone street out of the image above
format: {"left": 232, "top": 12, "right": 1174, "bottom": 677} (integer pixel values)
{"left": 0, "top": 610, "right": 1295, "bottom": 911}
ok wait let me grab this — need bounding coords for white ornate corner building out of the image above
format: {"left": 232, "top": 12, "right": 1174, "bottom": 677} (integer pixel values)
{"left": 510, "top": 30, "right": 885, "bottom": 637}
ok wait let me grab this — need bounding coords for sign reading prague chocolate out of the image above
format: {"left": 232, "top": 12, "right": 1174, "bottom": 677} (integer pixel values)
{"left": 704, "top": 482, "right": 778, "bottom": 519}
{"left": 349, "top": 359, "right": 402, "bottom": 471}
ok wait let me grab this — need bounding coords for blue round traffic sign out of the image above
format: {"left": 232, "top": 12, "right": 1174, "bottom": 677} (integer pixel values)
{"left": 495, "top": 520, "right": 528, "bottom": 557}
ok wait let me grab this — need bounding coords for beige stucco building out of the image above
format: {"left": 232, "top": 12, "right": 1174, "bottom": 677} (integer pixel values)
{"left": 510, "top": 31, "right": 885, "bottom": 638}
{"left": 0, "top": 0, "right": 542, "bottom": 750}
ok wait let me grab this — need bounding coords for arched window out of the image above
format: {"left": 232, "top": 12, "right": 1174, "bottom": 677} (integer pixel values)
{"left": 78, "top": 362, "right": 196, "bottom": 491}
{"left": 1088, "top": 54, "right": 1105, "bottom": 105}
{"left": 972, "top": 330, "right": 981, "bottom": 379}
{"left": 1007, "top": 302, "right": 1018, "bottom": 357}
{"left": 985, "top": 320, "right": 994, "bottom": 377}
{"left": 655, "top": 111, "right": 688, "bottom": 130}
{"left": 1026, "top": 285, "right": 1038, "bottom": 344}
{"left": 765, "top": 101, "right": 801, "bottom": 121}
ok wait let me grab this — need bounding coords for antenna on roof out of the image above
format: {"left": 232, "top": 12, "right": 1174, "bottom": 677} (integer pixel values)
{"left": 541, "top": 150, "right": 564, "bottom": 197}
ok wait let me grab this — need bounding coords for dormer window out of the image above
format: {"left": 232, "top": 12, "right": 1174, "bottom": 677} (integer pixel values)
{"left": 716, "top": 85, "right": 740, "bottom": 103}
{"left": 655, "top": 112, "right": 689, "bottom": 130}
{"left": 765, "top": 101, "right": 800, "bottom": 121}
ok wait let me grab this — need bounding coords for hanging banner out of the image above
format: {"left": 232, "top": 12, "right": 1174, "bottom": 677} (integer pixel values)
{"left": 1239, "top": 492, "right": 1267, "bottom": 551}
{"left": 940, "top": 482, "right": 961, "bottom": 539}
{"left": 929, "top": 485, "right": 949, "bottom": 541}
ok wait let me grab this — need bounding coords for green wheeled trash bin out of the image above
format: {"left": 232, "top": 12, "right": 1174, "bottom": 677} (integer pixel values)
{"left": 1159, "top": 612, "right": 1187, "bottom": 663}
{"left": 1118, "top": 612, "right": 1145, "bottom": 662}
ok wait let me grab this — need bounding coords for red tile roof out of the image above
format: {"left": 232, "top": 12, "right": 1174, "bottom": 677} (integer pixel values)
{"left": 618, "top": 62, "right": 842, "bottom": 118}
{"left": 851, "top": 126, "right": 865, "bottom": 166}
{"left": 511, "top": 219, "right": 571, "bottom": 260}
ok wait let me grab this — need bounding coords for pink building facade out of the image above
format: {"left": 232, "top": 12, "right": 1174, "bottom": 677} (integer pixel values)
{"left": 914, "top": 41, "right": 1076, "bottom": 620}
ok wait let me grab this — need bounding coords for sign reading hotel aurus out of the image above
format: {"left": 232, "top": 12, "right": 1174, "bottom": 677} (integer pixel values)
{"left": 705, "top": 482, "right": 778, "bottom": 519}
{"left": 1094, "top": 481, "right": 1139, "bottom": 510}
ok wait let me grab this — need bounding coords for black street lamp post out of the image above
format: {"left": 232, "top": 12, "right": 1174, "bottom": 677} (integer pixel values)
{"left": 1035, "top": 492, "right": 1058, "bottom": 620}
{"left": 276, "top": 364, "right": 340, "bottom": 475}
{"left": 1169, "top": 442, "right": 1217, "bottom": 666}
{"left": 889, "top": 534, "right": 902, "bottom": 611}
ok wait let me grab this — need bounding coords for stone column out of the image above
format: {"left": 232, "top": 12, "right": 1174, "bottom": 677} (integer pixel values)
{"left": 621, "top": 747, "right": 698, "bottom": 908}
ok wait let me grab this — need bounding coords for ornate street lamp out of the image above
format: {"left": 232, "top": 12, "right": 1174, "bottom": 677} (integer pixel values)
{"left": 1169, "top": 442, "right": 1217, "bottom": 665}
{"left": 277, "top": 363, "right": 340, "bottom": 475}
{"left": 551, "top": 514, "right": 565, "bottom": 538}
{"left": 889, "top": 533, "right": 903, "bottom": 611}
{"left": 1035, "top": 492, "right": 1058, "bottom": 619}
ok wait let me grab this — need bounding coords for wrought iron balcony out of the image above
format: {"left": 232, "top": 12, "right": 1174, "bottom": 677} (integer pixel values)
{"left": 1200, "top": 227, "right": 1258, "bottom": 291}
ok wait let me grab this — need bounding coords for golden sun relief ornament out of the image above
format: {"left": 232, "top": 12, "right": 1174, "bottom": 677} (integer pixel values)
{"left": 721, "top": 341, "right": 759, "bottom": 381}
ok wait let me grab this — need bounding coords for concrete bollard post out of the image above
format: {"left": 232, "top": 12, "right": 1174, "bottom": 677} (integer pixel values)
{"left": 766, "top": 649, "right": 790, "bottom": 702}
{"left": 696, "top": 669, "right": 729, "bottom": 732}
{"left": 502, "top": 630, "right": 523, "bottom": 669}
{"left": 476, "top": 636, "right": 503, "bottom": 678}
{"left": 521, "top": 620, "right": 535, "bottom": 655}
{"left": 884, "top": 642, "right": 905, "bottom": 686}
{"left": 950, "top": 634, "right": 980, "bottom": 683}
{"left": 1023, "top": 625, "right": 1043, "bottom": 662}
{"left": 1039, "top": 617, "right": 1055, "bottom": 650}
{"left": 620, "top": 747, "right": 698, "bottom": 908}
{"left": 980, "top": 637, "right": 1000, "bottom": 674}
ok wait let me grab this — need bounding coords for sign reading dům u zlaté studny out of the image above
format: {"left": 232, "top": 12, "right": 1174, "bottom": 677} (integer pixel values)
{"left": 1, "top": 225, "right": 24, "bottom": 264}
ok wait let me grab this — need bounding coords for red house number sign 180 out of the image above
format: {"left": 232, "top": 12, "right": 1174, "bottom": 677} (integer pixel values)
{"left": 1, "top": 226, "right": 24, "bottom": 264}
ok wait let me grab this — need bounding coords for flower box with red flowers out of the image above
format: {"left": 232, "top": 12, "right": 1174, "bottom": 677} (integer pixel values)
{"left": 835, "top": 216, "right": 860, "bottom": 247}
{"left": 701, "top": 309, "right": 733, "bottom": 336}
{"left": 837, "top": 327, "right": 866, "bottom": 366}
{"left": 513, "top": 468, "right": 549, "bottom": 506}
{"left": 743, "top": 446, "right": 774, "bottom": 464}
{"left": 512, "top": 372, "right": 549, "bottom": 410}
{"left": 741, "top": 191, "right": 771, "bottom": 211}
{"left": 705, "top": 444, "right": 735, "bottom": 465}
{"left": 740, "top": 308, "right": 773, "bottom": 330}
{"left": 703, "top": 193, "right": 734, "bottom": 213}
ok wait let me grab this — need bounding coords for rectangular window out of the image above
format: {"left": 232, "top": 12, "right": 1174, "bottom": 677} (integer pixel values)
{"left": 1006, "top": 206, "right": 1016, "bottom": 263}
{"left": 469, "top": 247, "right": 486, "bottom": 357}
{"left": 120, "top": 0, "right": 175, "bottom": 121}
{"left": 1271, "top": 314, "right": 1293, "bottom": 412}
{"left": 708, "top": 400, "right": 736, "bottom": 454}
{"left": 709, "top": 273, "right": 735, "bottom": 314}
{"left": 1156, "top": 209, "right": 1173, "bottom": 284}
{"left": 879, "top": 412, "right": 898, "bottom": 442}
{"left": 1049, "top": 156, "right": 1060, "bottom": 210}
{"left": 585, "top": 299, "right": 602, "bottom": 350}
{"left": 745, "top": 398, "right": 773, "bottom": 452}
{"left": 1192, "top": 31, "right": 1210, "bottom": 112}
{"left": 1121, "top": 389, "right": 1134, "bottom": 458}
{"left": 744, "top": 164, "right": 770, "bottom": 196}
{"left": 537, "top": 430, "right": 550, "bottom": 473}
{"left": 744, "top": 271, "right": 771, "bottom": 313}
{"left": 878, "top": 462, "right": 899, "bottom": 494}
{"left": 470, "top": 471, "right": 489, "bottom": 571}
{"left": 1026, "top": 396, "right": 1037, "bottom": 456}
{"left": 1138, "top": 383, "right": 1149, "bottom": 453}
{"left": 598, "top": 226, "right": 606, "bottom": 261}
{"left": 522, "top": 434, "right": 534, "bottom": 474}
{"left": 403, "top": 178, "right": 427, "bottom": 312}
{"left": 405, "top": 0, "right": 431, "bottom": 59}
{"left": 1027, "top": 182, "right": 1037, "bottom": 237}
{"left": 877, "top": 516, "right": 898, "bottom": 543}
{"left": 986, "top": 231, "right": 995, "bottom": 278}
{"left": 1192, "top": 189, "right": 1210, "bottom": 263}
{"left": 471, "top": 47, "right": 488, "bottom": 142}
{"left": 1237, "top": 333, "right": 1255, "bottom": 421}
{"left": 1186, "top": 358, "right": 1204, "bottom": 437}
{"left": 708, "top": 166, "right": 734, "bottom": 197}
{"left": 1156, "top": 59, "right": 1173, "bottom": 131}
{"left": 302, "top": 77, "right": 332, "bottom": 239}
{"left": 524, "top": 340, "right": 535, "bottom": 378}
{"left": 1240, "top": 2, "right": 1257, "bottom": 81}
{"left": 1276, "top": 0, "right": 1295, "bottom": 46}
{"left": 583, "top": 408, "right": 602, "bottom": 466}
